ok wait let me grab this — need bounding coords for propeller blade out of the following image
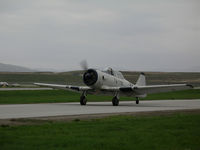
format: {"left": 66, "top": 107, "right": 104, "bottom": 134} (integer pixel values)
{"left": 80, "top": 60, "right": 88, "bottom": 70}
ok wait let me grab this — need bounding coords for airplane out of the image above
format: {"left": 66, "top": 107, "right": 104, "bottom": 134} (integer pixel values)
{"left": 0, "top": 82, "right": 9, "bottom": 87}
{"left": 34, "top": 63, "right": 193, "bottom": 106}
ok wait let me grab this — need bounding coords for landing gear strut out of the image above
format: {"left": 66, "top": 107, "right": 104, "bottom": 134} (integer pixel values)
{"left": 136, "top": 97, "right": 139, "bottom": 104}
{"left": 112, "top": 96, "right": 119, "bottom": 106}
{"left": 80, "top": 92, "right": 87, "bottom": 105}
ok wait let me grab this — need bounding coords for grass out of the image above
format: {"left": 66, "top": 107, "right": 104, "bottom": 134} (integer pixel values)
{"left": 0, "top": 71, "right": 200, "bottom": 86}
{"left": 0, "top": 113, "right": 200, "bottom": 150}
{"left": 0, "top": 89, "right": 199, "bottom": 104}
{"left": 0, "top": 71, "right": 84, "bottom": 85}
{"left": 141, "top": 89, "right": 200, "bottom": 100}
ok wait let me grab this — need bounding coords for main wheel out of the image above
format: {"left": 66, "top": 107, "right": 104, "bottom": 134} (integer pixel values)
{"left": 80, "top": 96, "right": 87, "bottom": 105}
{"left": 112, "top": 97, "right": 119, "bottom": 106}
{"left": 136, "top": 98, "right": 139, "bottom": 104}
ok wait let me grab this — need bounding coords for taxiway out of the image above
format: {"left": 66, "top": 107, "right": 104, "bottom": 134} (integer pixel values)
{"left": 0, "top": 100, "right": 200, "bottom": 119}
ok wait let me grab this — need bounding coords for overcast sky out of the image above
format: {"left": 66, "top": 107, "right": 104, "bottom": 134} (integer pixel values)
{"left": 0, "top": 0, "right": 199, "bottom": 71}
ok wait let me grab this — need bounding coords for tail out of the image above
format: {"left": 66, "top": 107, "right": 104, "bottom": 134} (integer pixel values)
{"left": 136, "top": 72, "right": 146, "bottom": 86}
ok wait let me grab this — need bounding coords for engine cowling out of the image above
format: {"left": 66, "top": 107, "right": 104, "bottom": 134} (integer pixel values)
{"left": 83, "top": 69, "right": 98, "bottom": 86}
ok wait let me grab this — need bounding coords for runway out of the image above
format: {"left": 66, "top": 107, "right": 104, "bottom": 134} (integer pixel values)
{"left": 0, "top": 100, "right": 200, "bottom": 119}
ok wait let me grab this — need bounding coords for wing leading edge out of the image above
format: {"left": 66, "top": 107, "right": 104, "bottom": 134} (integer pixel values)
{"left": 132, "top": 84, "right": 193, "bottom": 95}
{"left": 101, "top": 84, "right": 193, "bottom": 95}
{"left": 34, "top": 83, "right": 91, "bottom": 92}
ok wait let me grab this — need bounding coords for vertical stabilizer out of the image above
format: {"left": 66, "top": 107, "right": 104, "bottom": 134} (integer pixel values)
{"left": 136, "top": 72, "right": 146, "bottom": 86}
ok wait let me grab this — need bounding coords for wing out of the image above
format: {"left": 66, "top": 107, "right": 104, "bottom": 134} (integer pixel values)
{"left": 132, "top": 84, "right": 193, "bottom": 95}
{"left": 101, "top": 84, "right": 193, "bottom": 95}
{"left": 34, "top": 83, "right": 92, "bottom": 92}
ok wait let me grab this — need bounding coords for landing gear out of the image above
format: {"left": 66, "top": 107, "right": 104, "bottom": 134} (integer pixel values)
{"left": 136, "top": 97, "right": 139, "bottom": 104}
{"left": 112, "top": 96, "right": 119, "bottom": 106}
{"left": 80, "top": 92, "right": 87, "bottom": 105}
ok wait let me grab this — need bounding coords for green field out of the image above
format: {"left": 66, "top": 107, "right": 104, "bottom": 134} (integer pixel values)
{"left": 0, "top": 71, "right": 200, "bottom": 86}
{"left": 0, "top": 113, "right": 200, "bottom": 150}
{"left": 0, "top": 89, "right": 199, "bottom": 104}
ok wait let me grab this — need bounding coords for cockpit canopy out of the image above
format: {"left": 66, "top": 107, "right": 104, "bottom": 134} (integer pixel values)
{"left": 103, "top": 67, "right": 125, "bottom": 79}
{"left": 103, "top": 67, "right": 114, "bottom": 75}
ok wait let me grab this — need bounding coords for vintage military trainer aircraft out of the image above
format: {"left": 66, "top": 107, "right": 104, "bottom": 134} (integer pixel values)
{"left": 34, "top": 62, "right": 193, "bottom": 106}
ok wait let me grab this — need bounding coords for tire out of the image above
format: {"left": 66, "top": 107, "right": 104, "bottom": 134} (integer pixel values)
{"left": 112, "top": 97, "right": 119, "bottom": 106}
{"left": 136, "top": 99, "right": 139, "bottom": 104}
{"left": 80, "top": 96, "right": 87, "bottom": 105}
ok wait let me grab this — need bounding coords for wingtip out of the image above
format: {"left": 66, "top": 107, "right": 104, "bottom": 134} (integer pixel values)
{"left": 34, "top": 83, "right": 40, "bottom": 85}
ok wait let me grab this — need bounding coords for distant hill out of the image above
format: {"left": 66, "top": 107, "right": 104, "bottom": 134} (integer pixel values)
{"left": 0, "top": 63, "right": 37, "bottom": 72}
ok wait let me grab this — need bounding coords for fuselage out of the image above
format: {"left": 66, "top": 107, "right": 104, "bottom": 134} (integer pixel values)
{"left": 93, "top": 69, "right": 133, "bottom": 88}
{"left": 83, "top": 68, "right": 134, "bottom": 94}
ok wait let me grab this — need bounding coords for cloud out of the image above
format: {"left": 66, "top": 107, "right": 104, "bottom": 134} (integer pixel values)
{"left": 0, "top": 0, "right": 199, "bottom": 71}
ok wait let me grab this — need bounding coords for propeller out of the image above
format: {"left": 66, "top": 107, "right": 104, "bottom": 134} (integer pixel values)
{"left": 80, "top": 60, "right": 88, "bottom": 71}
{"left": 83, "top": 69, "right": 98, "bottom": 86}
{"left": 80, "top": 60, "right": 98, "bottom": 86}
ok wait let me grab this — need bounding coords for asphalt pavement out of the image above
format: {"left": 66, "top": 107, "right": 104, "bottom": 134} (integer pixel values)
{"left": 0, "top": 100, "right": 199, "bottom": 119}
